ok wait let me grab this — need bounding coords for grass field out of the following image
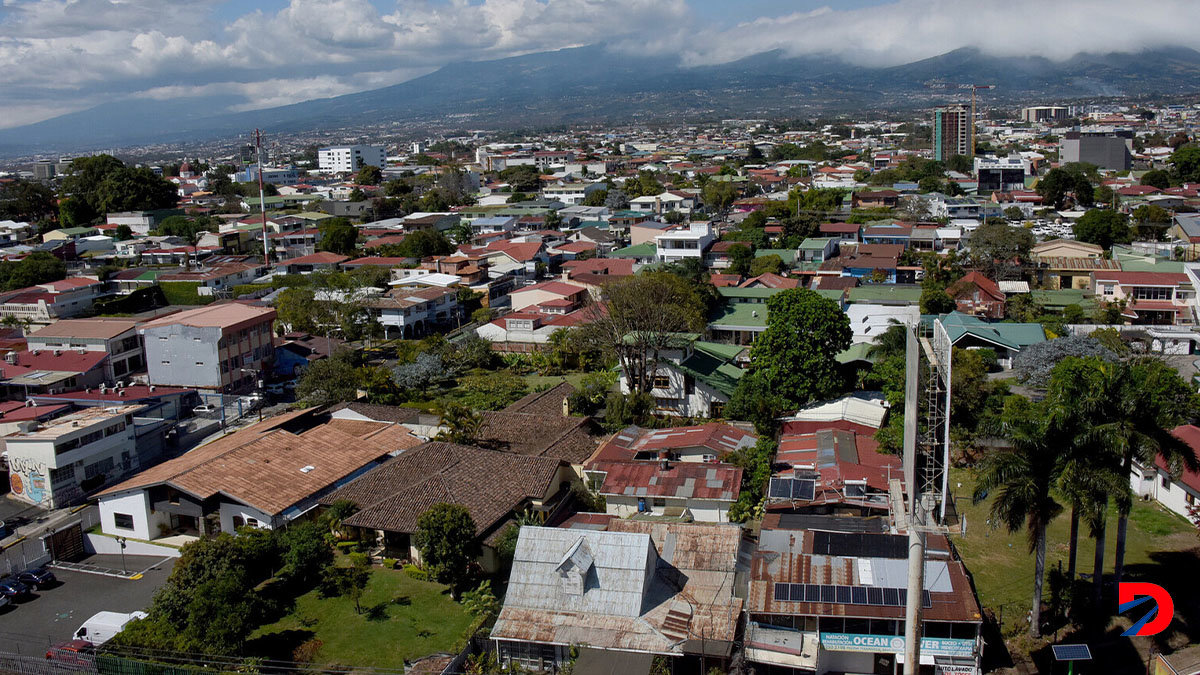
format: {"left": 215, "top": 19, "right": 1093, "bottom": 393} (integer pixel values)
{"left": 950, "top": 466, "right": 1199, "bottom": 638}
{"left": 250, "top": 566, "right": 475, "bottom": 669}
{"left": 521, "top": 372, "right": 591, "bottom": 390}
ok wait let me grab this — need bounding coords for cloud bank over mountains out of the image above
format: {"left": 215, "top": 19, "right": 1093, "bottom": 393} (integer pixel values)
{"left": 1, "top": 0, "right": 1197, "bottom": 129}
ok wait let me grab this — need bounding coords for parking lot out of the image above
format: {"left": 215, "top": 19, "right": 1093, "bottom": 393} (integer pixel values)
{"left": 0, "top": 554, "right": 174, "bottom": 653}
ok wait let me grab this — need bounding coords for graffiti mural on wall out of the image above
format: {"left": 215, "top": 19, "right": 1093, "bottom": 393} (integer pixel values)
{"left": 8, "top": 456, "right": 49, "bottom": 504}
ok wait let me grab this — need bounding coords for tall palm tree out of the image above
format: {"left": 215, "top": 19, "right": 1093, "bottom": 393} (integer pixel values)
{"left": 1085, "top": 358, "right": 1200, "bottom": 589}
{"left": 973, "top": 397, "right": 1063, "bottom": 637}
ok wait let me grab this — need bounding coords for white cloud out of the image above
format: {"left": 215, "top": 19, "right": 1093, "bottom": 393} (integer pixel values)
{"left": 0, "top": 0, "right": 1197, "bottom": 130}
{"left": 680, "top": 0, "right": 1200, "bottom": 67}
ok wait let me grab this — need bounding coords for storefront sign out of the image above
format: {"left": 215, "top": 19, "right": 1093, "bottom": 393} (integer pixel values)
{"left": 820, "top": 633, "right": 975, "bottom": 658}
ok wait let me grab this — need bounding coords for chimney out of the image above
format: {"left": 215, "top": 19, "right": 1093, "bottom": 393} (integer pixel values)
{"left": 53, "top": 349, "right": 61, "bottom": 356}
{"left": 659, "top": 451, "right": 671, "bottom": 471}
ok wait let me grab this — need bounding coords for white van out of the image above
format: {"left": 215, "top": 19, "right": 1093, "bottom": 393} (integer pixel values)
{"left": 72, "top": 610, "right": 148, "bottom": 645}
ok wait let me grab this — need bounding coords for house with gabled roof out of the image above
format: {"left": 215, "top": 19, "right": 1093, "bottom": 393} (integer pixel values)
{"left": 618, "top": 335, "right": 745, "bottom": 418}
{"left": 937, "top": 311, "right": 1046, "bottom": 366}
{"left": 491, "top": 522, "right": 741, "bottom": 671}
{"left": 946, "top": 271, "right": 1006, "bottom": 319}
{"left": 97, "top": 407, "right": 419, "bottom": 540}
{"left": 320, "top": 441, "right": 577, "bottom": 571}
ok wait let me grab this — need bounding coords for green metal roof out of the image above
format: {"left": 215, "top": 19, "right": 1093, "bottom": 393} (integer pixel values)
{"left": 717, "top": 286, "right": 782, "bottom": 300}
{"left": 755, "top": 248, "right": 798, "bottom": 264}
{"left": 799, "top": 237, "right": 834, "bottom": 250}
{"left": 610, "top": 243, "right": 657, "bottom": 259}
{"left": 676, "top": 341, "right": 745, "bottom": 398}
{"left": 1029, "top": 289, "right": 1097, "bottom": 310}
{"left": 708, "top": 302, "right": 769, "bottom": 330}
{"left": 846, "top": 285, "right": 922, "bottom": 305}
{"left": 939, "top": 311, "right": 1047, "bottom": 351}
{"left": 1113, "top": 254, "right": 1185, "bottom": 273}
{"left": 835, "top": 342, "right": 874, "bottom": 364}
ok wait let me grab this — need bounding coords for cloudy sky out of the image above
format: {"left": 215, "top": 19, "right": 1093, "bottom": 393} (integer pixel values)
{"left": 1, "top": 0, "right": 1197, "bottom": 129}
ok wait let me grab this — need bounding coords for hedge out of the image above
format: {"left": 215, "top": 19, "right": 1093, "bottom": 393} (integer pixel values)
{"left": 159, "top": 281, "right": 214, "bottom": 306}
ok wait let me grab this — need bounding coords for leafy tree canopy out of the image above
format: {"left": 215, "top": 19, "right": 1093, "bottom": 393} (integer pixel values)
{"left": 1073, "top": 209, "right": 1132, "bottom": 249}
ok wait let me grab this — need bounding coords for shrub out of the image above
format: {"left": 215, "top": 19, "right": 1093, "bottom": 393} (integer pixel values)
{"left": 292, "top": 638, "right": 324, "bottom": 664}
{"left": 159, "top": 281, "right": 214, "bottom": 306}
{"left": 382, "top": 557, "right": 397, "bottom": 569}
{"left": 402, "top": 564, "right": 429, "bottom": 581}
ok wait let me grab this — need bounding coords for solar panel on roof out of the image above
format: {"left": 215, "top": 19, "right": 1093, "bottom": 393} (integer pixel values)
{"left": 836, "top": 585, "right": 852, "bottom": 604}
{"left": 774, "top": 583, "right": 789, "bottom": 601}
{"left": 806, "top": 584, "right": 821, "bottom": 602}
{"left": 769, "top": 478, "right": 792, "bottom": 498}
{"left": 821, "top": 585, "right": 836, "bottom": 603}
{"left": 867, "top": 587, "right": 885, "bottom": 606}
{"left": 1052, "top": 645, "right": 1092, "bottom": 662}
{"left": 882, "top": 587, "right": 900, "bottom": 606}
{"left": 794, "top": 478, "right": 816, "bottom": 501}
{"left": 790, "top": 583, "right": 805, "bottom": 602}
{"left": 852, "top": 586, "right": 868, "bottom": 605}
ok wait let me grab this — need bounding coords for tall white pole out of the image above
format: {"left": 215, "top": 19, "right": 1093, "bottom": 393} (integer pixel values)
{"left": 256, "top": 129, "right": 269, "bottom": 267}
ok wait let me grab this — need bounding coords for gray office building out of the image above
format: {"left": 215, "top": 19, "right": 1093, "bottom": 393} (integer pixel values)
{"left": 1060, "top": 128, "right": 1133, "bottom": 170}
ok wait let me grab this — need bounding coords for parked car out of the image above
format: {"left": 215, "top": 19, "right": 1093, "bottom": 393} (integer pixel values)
{"left": 265, "top": 382, "right": 288, "bottom": 395}
{"left": 192, "top": 404, "right": 217, "bottom": 415}
{"left": 0, "top": 577, "right": 31, "bottom": 599}
{"left": 73, "top": 611, "right": 147, "bottom": 645}
{"left": 16, "top": 567, "right": 55, "bottom": 589}
{"left": 45, "top": 640, "right": 96, "bottom": 667}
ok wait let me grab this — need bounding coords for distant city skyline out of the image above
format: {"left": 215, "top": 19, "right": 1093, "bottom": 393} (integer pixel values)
{"left": 1, "top": 0, "right": 1198, "bottom": 130}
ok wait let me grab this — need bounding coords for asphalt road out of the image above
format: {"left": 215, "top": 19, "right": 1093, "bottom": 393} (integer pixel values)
{"left": 0, "top": 554, "right": 175, "bottom": 652}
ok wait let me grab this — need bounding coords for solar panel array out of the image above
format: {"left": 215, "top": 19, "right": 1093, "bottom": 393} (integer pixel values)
{"left": 768, "top": 477, "right": 816, "bottom": 500}
{"left": 773, "top": 583, "right": 931, "bottom": 609}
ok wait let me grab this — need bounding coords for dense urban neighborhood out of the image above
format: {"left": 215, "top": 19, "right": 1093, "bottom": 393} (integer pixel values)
{"left": 2, "top": 94, "right": 1200, "bottom": 675}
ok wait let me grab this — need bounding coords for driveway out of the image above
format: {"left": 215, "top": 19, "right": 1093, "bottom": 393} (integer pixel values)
{"left": 0, "top": 554, "right": 174, "bottom": 651}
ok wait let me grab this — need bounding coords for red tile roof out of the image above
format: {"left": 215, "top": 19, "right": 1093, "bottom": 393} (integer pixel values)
{"left": 593, "top": 460, "right": 742, "bottom": 502}
{"left": 1093, "top": 271, "right": 1189, "bottom": 286}
{"left": 1162, "top": 425, "right": 1200, "bottom": 493}
{"left": 281, "top": 251, "right": 349, "bottom": 265}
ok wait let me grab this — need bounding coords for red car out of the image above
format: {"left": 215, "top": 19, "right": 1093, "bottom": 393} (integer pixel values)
{"left": 45, "top": 639, "right": 96, "bottom": 667}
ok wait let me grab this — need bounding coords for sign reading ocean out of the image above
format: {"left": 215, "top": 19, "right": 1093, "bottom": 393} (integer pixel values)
{"left": 819, "top": 633, "right": 975, "bottom": 657}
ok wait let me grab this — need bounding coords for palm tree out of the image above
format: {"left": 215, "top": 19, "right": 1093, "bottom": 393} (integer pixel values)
{"left": 973, "top": 397, "right": 1063, "bottom": 637}
{"left": 1084, "top": 358, "right": 1200, "bottom": 589}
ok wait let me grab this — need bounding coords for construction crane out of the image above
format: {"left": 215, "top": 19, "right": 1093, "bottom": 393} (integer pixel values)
{"left": 925, "top": 82, "right": 996, "bottom": 158}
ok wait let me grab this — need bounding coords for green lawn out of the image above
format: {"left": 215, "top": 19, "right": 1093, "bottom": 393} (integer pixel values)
{"left": 950, "top": 466, "right": 1199, "bottom": 636}
{"left": 521, "top": 372, "right": 591, "bottom": 390}
{"left": 250, "top": 566, "right": 475, "bottom": 669}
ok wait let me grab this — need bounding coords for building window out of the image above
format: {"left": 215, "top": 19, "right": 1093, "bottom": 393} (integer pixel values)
{"left": 1134, "top": 286, "right": 1171, "bottom": 300}
{"left": 710, "top": 401, "right": 725, "bottom": 418}
{"left": 232, "top": 515, "right": 245, "bottom": 529}
{"left": 652, "top": 498, "right": 667, "bottom": 508}
{"left": 1162, "top": 475, "right": 1172, "bottom": 489}
{"left": 652, "top": 375, "right": 671, "bottom": 389}
{"left": 113, "top": 513, "right": 135, "bottom": 530}
{"left": 1102, "top": 285, "right": 1114, "bottom": 296}
{"left": 1186, "top": 492, "right": 1195, "bottom": 506}
{"left": 84, "top": 457, "right": 115, "bottom": 480}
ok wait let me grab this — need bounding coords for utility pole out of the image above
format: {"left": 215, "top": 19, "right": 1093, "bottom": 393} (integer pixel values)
{"left": 255, "top": 129, "right": 270, "bottom": 267}
{"left": 902, "top": 327, "right": 923, "bottom": 675}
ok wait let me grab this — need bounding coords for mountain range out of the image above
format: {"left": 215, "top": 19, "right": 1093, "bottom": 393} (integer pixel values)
{"left": 4, "top": 44, "right": 1200, "bottom": 153}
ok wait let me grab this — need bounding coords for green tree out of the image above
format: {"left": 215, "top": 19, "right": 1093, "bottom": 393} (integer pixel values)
{"left": 317, "top": 217, "right": 358, "bottom": 256}
{"left": 0, "top": 180, "right": 56, "bottom": 223}
{"left": 749, "top": 254, "right": 784, "bottom": 276}
{"left": 414, "top": 503, "right": 480, "bottom": 591}
{"left": 280, "top": 521, "right": 334, "bottom": 586}
{"left": 462, "top": 580, "right": 500, "bottom": 621}
{"left": 742, "top": 288, "right": 851, "bottom": 410}
{"left": 1140, "top": 169, "right": 1171, "bottom": 190}
{"left": 968, "top": 220, "right": 1035, "bottom": 278}
{"left": 726, "top": 437, "right": 776, "bottom": 522}
{"left": 1003, "top": 206, "right": 1025, "bottom": 221}
{"left": 113, "top": 224, "right": 134, "bottom": 241}
{"left": 1169, "top": 145, "right": 1200, "bottom": 183}
{"left": 727, "top": 244, "right": 753, "bottom": 276}
{"left": 1037, "top": 167, "right": 1093, "bottom": 209}
{"left": 946, "top": 154, "right": 973, "bottom": 174}
{"left": 1078, "top": 358, "right": 1200, "bottom": 591}
{"left": 1073, "top": 209, "right": 1132, "bottom": 249}
{"left": 394, "top": 229, "right": 455, "bottom": 258}
{"left": 436, "top": 401, "right": 484, "bottom": 443}
{"left": 972, "top": 396, "right": 1063, "bottom": 637}
{"left": 582, "top": 189, "right": 608, "bottom": 207}
{"left": 0, "top": 251, "right": 67, "bottom": 291}
{"left": 702, "top": 181, "right": 738, "bottom": 213}
{"left": 355, "top": 164, "right": 383, "bottom": 186}
{"left": 295, "top": 351, "right": 362, "bottom": 405}
{"left": 578, "top": 273, "right": 706, "bottom": 393}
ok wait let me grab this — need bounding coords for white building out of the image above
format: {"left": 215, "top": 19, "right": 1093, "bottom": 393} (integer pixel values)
{"left": 1129, "top": 424, "right": 1200, "bottom": 528}
{"left": 318, "top": 145, "right": 387, "bottom": 174}
{"left": 654, "top": 221, "right": 715, "bottom": 264}
{"left": 4, "top": 405, "right": 144, "bottom": 509}
{"left": 26, "top": 318, "right": 144, "bottom": 382}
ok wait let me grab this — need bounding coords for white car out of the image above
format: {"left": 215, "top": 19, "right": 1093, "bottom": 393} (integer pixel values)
{"left": 192, "top": 404, "right": 217, "bottom": 415}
